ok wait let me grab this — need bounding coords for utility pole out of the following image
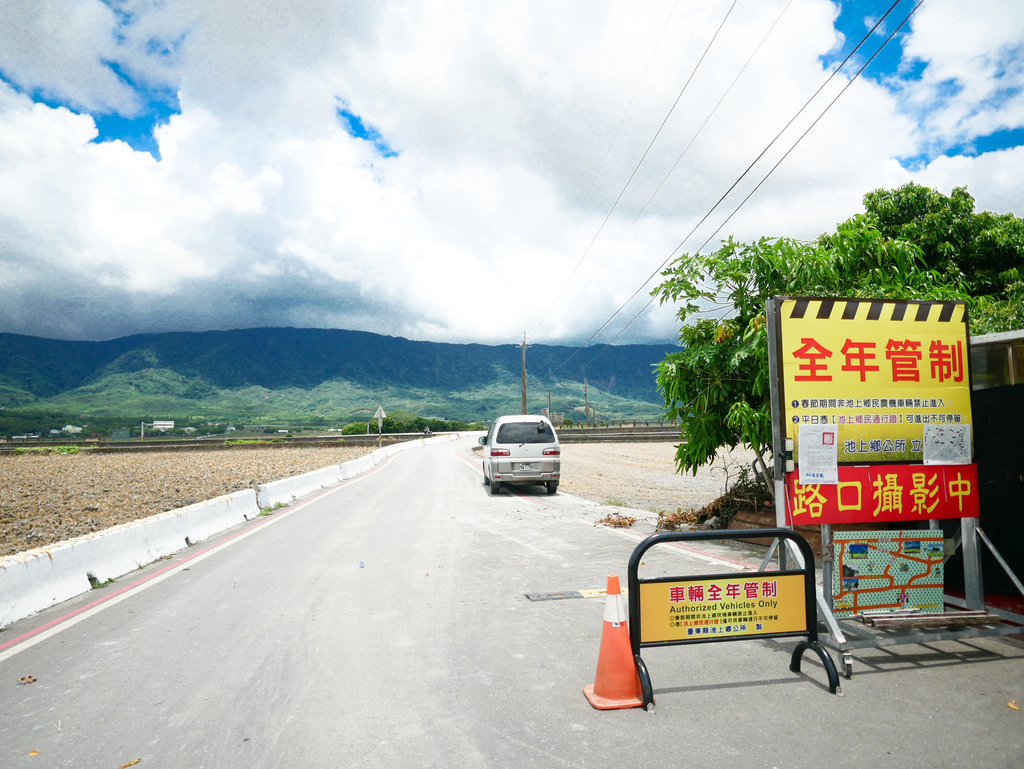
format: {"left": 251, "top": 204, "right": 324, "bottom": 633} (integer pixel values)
{"left": 584, "top": 379, "right": 590, "bottom": 427}
{"left": 520, "top": 333, "right": 530, "bottom": 415}
{"left": 547, "top": 388, "right": 552, "bottom": 420}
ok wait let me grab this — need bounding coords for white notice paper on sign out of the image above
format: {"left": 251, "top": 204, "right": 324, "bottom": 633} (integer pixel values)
{"left": 923, "top": 423, "right": 971, "bottom": 465}
{"left": 799, "top": 423, "right": 838, "bottom": 485}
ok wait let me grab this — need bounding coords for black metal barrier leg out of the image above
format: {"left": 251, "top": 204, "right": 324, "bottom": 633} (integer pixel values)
{"left": 790, "top": 641, "right": 842, "bottom": 694}
{"left": 635, "top": 655, "right": 655, "bottom": 712}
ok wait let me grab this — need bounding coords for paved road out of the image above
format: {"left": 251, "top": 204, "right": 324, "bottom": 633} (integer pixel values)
{"left": 1, "top": 437, "right": 1022, "bottom": 767}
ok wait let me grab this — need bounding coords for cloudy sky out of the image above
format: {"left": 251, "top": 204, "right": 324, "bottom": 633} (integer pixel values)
{"left": 1, "top": 0, "right": 1022, "bottom": 346}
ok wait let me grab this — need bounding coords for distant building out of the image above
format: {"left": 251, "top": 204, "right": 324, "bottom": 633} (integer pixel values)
{"left": 61, "top": 425, "right": 83, "bottom": 434}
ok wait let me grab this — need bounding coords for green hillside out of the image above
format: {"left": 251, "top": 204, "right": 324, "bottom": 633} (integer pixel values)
{"left": 0, "top": 328, "right": 676, "bottom": 431}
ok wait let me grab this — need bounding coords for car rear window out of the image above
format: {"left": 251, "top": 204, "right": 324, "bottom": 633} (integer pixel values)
{"left": 496, "top": 422, "right": 555, "bottom": 444}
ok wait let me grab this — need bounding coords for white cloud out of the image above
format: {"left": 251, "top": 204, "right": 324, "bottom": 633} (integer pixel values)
{"left": 0, "top": 0, "right": 1021, "bottom": 345}
{"left": 0, "top": 0, "right": 142, "bottom": 113}
{"left": 919, "top": 144, "right": 1024, "bottom": 217}
{"left": 898, "top": 0, "right": 1024, "bottom": 146}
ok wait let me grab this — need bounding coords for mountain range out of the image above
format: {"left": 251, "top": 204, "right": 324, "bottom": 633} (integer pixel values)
{"left": 0, "top": 328, "right": 677, "bottom": 425}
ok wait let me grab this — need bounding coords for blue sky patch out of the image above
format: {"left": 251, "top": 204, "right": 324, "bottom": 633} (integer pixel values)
{"left": 0, "top": 59, "right": 178, "bottom": 160}
{"left": 92, "top": 108, "right": 175, "bottom": 159}
{"left": 336, "top": 104, "right": 398, "bottom": 158}
{"left": 899, "top": 127, "right": 1024, "bottom": 171}
{"left": 821, "top": 0, "right": 913, "bottom": 76}
{"left": 956, "top": 126, "right": 1024, "bottom": 157}
{"left": 89, "top": 61, "right": 179, "bottom": 159}
{"left": 826, "top": 0, "right": 1024, "bottom": 169}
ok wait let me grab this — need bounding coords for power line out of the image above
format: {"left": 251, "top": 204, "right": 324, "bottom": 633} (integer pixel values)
{"left": 532, "top": 0, "right": 739, "bottom": 340}
{"left": 531, "top": 0, "right": 682, "bottom": 339}
{"left": 548, "top": 0, "right": 909, "bottom": 382}
{"left": 557, "top": 0, "right": 925, "bottom": 385}
{"left": 546, "top": 0, "right": 796, "bottom": 337}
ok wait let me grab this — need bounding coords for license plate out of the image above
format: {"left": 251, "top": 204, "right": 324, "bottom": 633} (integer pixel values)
{"left": 518, "top": 463, "right": 535, "bottom": 472}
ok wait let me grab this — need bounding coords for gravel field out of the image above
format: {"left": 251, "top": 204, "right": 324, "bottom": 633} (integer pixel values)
{"left": 0, "top": 440, "right": 755, "bottom": 558}
{"left": 0, "top": 445, "right": 376, "bottom": 558}
{"left": 558, "top": 442, "right": 758, "bottom": 523}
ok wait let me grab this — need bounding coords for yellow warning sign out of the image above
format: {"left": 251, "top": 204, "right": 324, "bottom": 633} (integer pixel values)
{"left": 779, "top": 298, "right": 973, "bottom": 464}
{"left": 639, "top": 574, "right": 806, "bottom": 644}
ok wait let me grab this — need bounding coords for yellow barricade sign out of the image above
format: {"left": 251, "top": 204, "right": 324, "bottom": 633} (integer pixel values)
{"left": 639, "top": 574, "right": 807, "bottom": 644}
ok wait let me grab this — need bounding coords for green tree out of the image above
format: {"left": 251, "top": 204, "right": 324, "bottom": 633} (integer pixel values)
{"left": 859, "top": 183, "right": 1024, "bottom": 331}
{"left": 381, "top": 409, "right": 424, "bottom": 433}
{"left": 653, "top": 220, "right": 967, "bottom": 475}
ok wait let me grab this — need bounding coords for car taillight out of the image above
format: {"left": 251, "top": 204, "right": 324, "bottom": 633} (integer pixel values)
{"left": 543, "top": 448, "right": 560, "bottom": 456}
{"left": 490, "top": 448, "right": 511, "bottom": 457}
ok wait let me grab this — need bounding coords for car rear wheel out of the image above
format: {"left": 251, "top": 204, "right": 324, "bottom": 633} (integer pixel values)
{"left": 490, "top": 481, "right": 501, "bottom": 495}
{"left": 546, "top": 482, "right": 558, "bottom": 495}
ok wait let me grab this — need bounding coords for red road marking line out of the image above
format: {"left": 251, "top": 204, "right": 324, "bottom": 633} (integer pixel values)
{"left": 0, "top": 455, "right": 397, "bottom": 656}
{"left": 0, "top": 517, "right": 274, "bottom": 654}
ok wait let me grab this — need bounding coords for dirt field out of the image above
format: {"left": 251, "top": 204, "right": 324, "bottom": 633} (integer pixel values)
{"left": 0, "top": 445, "right": 376, "bottom": 557}
{"left": 0, "top": 440, "right": 755, "bottom": 558}
{"left": 558, "top": 442, "right": 757, "bottom": 521}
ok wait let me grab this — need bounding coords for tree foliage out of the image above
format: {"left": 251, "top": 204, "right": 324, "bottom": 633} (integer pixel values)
{"left": 859, "top": 183, "right": 1024, "bottom": 332}
{"left": 653, "top": 181, "right": 1024, "bottom": 475}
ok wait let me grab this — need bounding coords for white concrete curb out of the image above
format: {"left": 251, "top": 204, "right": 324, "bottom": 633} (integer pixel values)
{"left": 0, "top": 433, "right": 461, "bottom": 629}
{"left": 0, "top": 490, "right": 258, "bottom": 630}
{"left": 257, "top": 465, "right": 346, "bottom": 509}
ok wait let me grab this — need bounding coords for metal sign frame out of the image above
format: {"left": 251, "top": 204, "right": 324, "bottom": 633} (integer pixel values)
{"left": 627, "top": 529, "right": 840, "bottom": 708}
{"left": 766, "top": 295, "right": 1022, "bottom": 676}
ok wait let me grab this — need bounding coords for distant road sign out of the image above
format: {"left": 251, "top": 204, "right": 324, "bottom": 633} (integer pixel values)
{"left": 152, "top": 421, "right": 175, "bottom": 430}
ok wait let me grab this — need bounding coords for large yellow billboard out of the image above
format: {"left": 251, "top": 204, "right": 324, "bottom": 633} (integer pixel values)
{"left": 778, "top": 298, "right": 973, "bottom": 465}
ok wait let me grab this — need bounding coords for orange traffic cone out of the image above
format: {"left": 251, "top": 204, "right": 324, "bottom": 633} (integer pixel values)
{"left": 584, "top": 575, "right": 644, "bottom": 710}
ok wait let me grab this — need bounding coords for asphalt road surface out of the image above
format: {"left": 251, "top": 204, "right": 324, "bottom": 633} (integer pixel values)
{"left": 2, "top": 436, "right": 1022, "bottom": 768}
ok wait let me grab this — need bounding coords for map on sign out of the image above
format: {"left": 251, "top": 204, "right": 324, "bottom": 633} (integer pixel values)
{"left": 832, "top": 530, "right": 945, "bottom": 618}
{"left": 923, "top": 423, "right": 971, "bottom": 465}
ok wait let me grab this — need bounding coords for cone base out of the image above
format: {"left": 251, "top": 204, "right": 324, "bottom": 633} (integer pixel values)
{"left": 583, "top": 684, "right": 644, "bottom": 710}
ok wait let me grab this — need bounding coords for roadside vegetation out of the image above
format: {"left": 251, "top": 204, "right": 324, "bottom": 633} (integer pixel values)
{"left": 0, "top": 409, "right": 487, "bottom": 443}
{"left": 340, "top": 410, "right": 482, "bottom": 435}
{"left": 654, "top": 182, "right": 1024, "bottom": 476}
{"left": 10, "top": 445, "right": 85, "bottom": 456}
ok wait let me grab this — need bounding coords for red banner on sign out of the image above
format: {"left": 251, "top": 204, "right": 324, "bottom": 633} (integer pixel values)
{"left": 786, "top": 463, "right": 979, "bottom": 525}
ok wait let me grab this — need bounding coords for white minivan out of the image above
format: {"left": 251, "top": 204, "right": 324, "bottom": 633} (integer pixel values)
{"left": 479, "top": 414, "right": 560, "bottom": 495}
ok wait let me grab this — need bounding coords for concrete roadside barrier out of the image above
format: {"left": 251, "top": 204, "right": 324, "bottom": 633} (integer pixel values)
{"left": 344, "top": 454, "right": 376, "bottom": 478}
{"left": 257, "top": 464, "right": 347, "bottom": 510}
{"left": 257, "top": 433, "right": 459, "bottom": 508}
{"left": 0, "top": 489, "right": 259, "bottom": 630}
{"left": 0, "top": 433, "right": 462, "bottom": 630}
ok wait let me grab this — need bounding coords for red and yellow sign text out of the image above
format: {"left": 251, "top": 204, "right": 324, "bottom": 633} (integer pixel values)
{"left": 779, "top": 298, "right": 973, "bottom": 464}
{"left": 786, "top": 463, "right": 979, "bottom": 524}
{"left": 639, "top": 574, "right": 806, "bottom": 644}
